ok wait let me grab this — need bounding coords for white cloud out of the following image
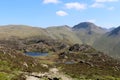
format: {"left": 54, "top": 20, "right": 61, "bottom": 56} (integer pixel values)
{"left": 108, "top": 6, "right": 115, "bottom": 10}
{"left": 95, "top": 0, "right": 119, "bottom": 3}
{"left": 91, "top": 3, "right": 105, "bottom": 8}
{"left": 43, "top": 0, "right": 59, "bottom": 4}
{"left": 56, "top": 10, "right": 68, "bottom": 16}
{"left": 87, "top": 19, "right": 96, "bottom": 23}
{"left": 65, "top": 2, "right": 87, "bottom": 10}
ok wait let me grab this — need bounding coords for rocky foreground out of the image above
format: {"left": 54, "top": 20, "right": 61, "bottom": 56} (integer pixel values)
{"left": 0, "top": 38, "right": 120, "bottom": 80}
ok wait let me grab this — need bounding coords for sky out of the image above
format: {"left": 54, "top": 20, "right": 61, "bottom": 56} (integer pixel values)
{"left": 0, "top": 0, "right": 120, "bottom": 28}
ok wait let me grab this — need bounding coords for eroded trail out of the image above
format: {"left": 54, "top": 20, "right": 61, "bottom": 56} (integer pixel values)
{"left": 25, "top": 67, "right": 73, "bottom": 80}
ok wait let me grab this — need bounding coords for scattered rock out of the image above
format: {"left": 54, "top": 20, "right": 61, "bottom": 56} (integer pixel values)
{"left": 49, "top": 68, "right": 59, "bottom": 74}
{"left": 23, "top": 62, "right": 28, "bottom": 68}
{"left": 41, "top": 64, "right": 48, "bottom": 68}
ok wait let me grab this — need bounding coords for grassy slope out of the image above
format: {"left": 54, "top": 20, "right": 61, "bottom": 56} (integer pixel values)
{"left": 0, "top": 25, "right": 49, "bottom": 39}
{"left": 74, "top": 29, "right": 104, "bottom": 45}
{"left": 46, "top": 26, "right": 82, "bottom": 44}
{"left": 57, "top": 44, "right": 120, "bottom": 80}
{"left": 93, "top": 33, "right": 120, "bottom": 57}
{"left": 0, "top": 46, "right": 49, "bottom": 80}
{"left": 0, "top": 25, "right": 82, "bottom": 44}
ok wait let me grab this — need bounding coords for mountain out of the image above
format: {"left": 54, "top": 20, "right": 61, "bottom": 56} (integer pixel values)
{"left": 73, "top": 22, "right": 106, "bottom": 33}
{"left": 0, "top": 25, "right": 50, "bottom": 39}
{"left": 72, "top": 22, "right": 107, "bottom": 45}
{"left": 0, "top": 22, "right": 107, "bottom": 45}
{"left": 93, "top": 26, "right": 120, "bottom": 57}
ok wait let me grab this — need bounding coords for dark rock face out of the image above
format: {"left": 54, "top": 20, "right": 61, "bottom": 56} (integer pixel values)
{"left": 53, "top": 77, "right": 60, "bottom": 80}
{"left": 48, "top": 77, "right": 60, "bottom": 80}
{"left": 69, "top": 44, "right": 95, "bottom": 52}
{"left": 48, "top": 78, "right": 52, "bottom": 80}
{"left": 69, "top": 44, "right": 80, "bottom": 51}
{"left": 58, "top": 43, "right": 69, "bottom": 50}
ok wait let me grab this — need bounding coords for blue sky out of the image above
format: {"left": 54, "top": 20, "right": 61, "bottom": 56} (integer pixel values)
{"left": 0, "top": 0, "right": 120, "bottom": 28}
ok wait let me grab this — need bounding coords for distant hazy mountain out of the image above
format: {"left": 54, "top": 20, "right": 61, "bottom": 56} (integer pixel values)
{"left": 101, "top": 27, "right": 115, "bottom": 32}
{"left": 73, "top": 22, "right": 106, "bottom": 34}
{"left": 109, "top": 26, "right": 120, "bottom": 36}
{"left": 93, "top": 26, "right": 120, "bottom": 57}
{"left": 72, "top": 22, "right": 107, "bottom": 45}
{"left": 108, "top": 27, "right": 115, "bottom": 32}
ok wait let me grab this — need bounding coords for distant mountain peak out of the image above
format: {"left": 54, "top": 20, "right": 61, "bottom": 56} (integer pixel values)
{"left": 72, "top": 22, "right": 106, "bottom": 34}
{"left": 72, "top": 22, "right": 98, "bottom": 30}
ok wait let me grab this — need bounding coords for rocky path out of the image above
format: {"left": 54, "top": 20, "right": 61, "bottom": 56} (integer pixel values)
{"left": 25, "top": 67, "right": 73, "bottom": 80}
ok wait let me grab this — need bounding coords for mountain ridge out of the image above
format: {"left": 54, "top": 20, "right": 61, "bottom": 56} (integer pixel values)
{"left": 0, "top": 22, "right": 120, "bottom": 57}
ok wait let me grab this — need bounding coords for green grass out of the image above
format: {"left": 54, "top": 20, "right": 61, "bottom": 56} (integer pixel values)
{"left": 58, "top": 63, "right": 120, "bottom": 80}
{"left": 0, "top": 72, "right": 15, "bottom": 80}
{"left": 93, "top": 34, "right": 120, "bottom": 57}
